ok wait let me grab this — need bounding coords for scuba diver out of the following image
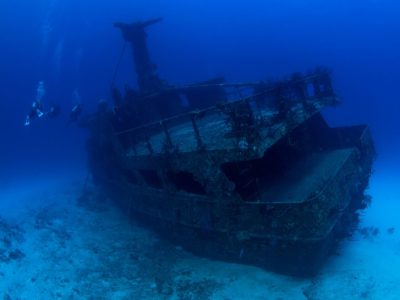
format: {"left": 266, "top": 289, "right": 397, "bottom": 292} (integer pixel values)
{"left": 65, "top": 89, "right": 84, "bottom": 127}
{"left": 25, "top": 81, "right": 46, "bottom": 126}
{"left": 24, "top": 101, "right": 62, "bottom": 126}
{"left": 24, "top": 81, "right": 62, "bottom": 126}
{"left": 66, "top": 103, "right": 83, "bottom": 127}
{"left": 24, "top": 98, "right": 45, "bottom": 126}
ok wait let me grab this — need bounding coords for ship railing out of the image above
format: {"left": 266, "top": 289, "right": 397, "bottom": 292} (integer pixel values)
{"left": 116, "top": 69, "right": 336, "bottom": 156}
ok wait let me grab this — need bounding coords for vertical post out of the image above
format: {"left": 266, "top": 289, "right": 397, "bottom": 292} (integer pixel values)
{"left": 145, "top": 135, "right": 154, "bottom": 155}
{"left": 161, "top": 120, "right": 173, "bottom": 150}
{"left": 114, "top": 18, "right": 164, "bottom": 94}
{"left": 190, "top": 113, "right": 204, "bottom": 150}
{"left": 321, "top": 72, "right": 334, "bottom": 96}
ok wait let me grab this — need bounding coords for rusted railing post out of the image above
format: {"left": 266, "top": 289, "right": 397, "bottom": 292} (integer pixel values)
{"left": 161, "top": 120, "right": 173, "bottom": 150}
{"left": 321, "top": 72, "right": 334, "bottom": 96}
{"left": 190, "top": 113, "right": 204, "bottom": 150}
{"left": 145, "top": 135, "right": 154, "bottom": 154}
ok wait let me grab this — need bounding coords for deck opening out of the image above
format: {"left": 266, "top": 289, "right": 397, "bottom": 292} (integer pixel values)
{"left": 167, "top": 171, "right": 206, "bottom": 195}
{"left": 222, "top": 114, "right": 362, "bottom": 203}
{"left": 221, "top": 114, "right": 328, "bottom": 201}
{"left": 222, "top": 139, "right": 302, "bottom": 202}
{"left": 139, "top": 169, "right": 163, "bottom": 189}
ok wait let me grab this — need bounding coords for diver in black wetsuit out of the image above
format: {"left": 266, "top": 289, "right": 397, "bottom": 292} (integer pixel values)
{"left": 25, "top": 81, "right": 46, "bottom": 126}
{"left": 24, "top": 81, "right": 62, "bottom": 126}
{"left": 24, "top": 101, "right": 63, "bottom": 126}
{"left": 24, "top": 99, "right": 45, "bottom": 126}
{"left": 66, "top": 103, "right": 83, "bottom": 126}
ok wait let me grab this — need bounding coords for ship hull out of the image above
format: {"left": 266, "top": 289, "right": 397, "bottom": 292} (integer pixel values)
{"left": 88, "top": 122, "right": 374, "bottom": 276}
{"left": 84, "top": 70, "right": 375, "bottom": 276}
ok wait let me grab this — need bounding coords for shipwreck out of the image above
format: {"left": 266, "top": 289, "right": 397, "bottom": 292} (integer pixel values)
{"left": 83, "top": 18, "right": 375, "bottom": 276}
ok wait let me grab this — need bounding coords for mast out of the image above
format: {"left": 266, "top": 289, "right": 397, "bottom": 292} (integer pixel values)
{"left": 114, "top": 18, "right": 164, "bottom": 94}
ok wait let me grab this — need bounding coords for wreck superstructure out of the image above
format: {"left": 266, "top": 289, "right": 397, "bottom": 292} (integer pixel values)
{"left": 85, "top": 19, "right": 375, "bottom": 276}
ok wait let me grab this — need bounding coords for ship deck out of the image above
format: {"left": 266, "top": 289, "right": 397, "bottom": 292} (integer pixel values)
{"left": 124, "top": 98, "right": 335, "bottom": 159}
{"left": 257, "top": 148, "right": 353, "bottom": 203}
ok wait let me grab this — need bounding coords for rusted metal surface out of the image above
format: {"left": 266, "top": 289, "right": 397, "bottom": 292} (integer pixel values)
{"left": 84, "top": 19, "right": 374, "bottom": 275}
{"left": 85, "top": 72, "right": 374, "bottom": 276}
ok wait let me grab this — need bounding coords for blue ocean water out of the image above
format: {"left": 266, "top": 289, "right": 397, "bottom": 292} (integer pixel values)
{"left": 1, "top": 0, "right": 399, "bottom": 183}
{"left": 1, "top": 0, "right": 400, "bottom": 298}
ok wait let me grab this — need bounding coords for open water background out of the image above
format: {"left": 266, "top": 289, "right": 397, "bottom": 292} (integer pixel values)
{"left": 0, "top": 4, "right": 399, "bottom": 297}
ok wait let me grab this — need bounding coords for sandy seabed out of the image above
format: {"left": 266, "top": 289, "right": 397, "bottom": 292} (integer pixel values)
{"left": 0, "top": 166, "right": 399, "bottom": 300}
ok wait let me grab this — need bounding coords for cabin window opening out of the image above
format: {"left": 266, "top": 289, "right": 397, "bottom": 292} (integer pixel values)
{"left": 139, "top": 169, "right": 163, "bottom": 189}
{"left": 122, "top": 169, "right": 139, "bottom": 185}
{"left": 167, "top": 171, "right": 206, "bottom": 195}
